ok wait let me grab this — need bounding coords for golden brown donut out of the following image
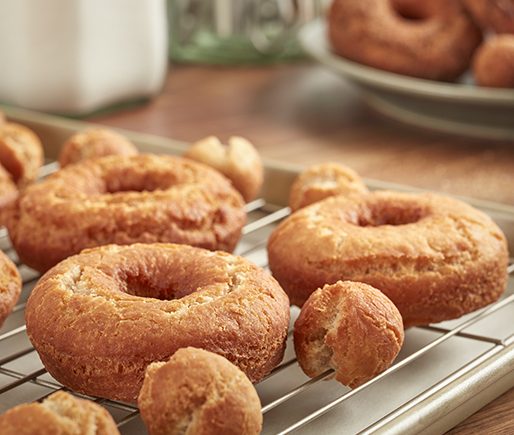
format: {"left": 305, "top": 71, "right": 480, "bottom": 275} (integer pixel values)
{"left": 26, "top": 243, "right": 290, "bottom": 402}
{"left": 295, "top": 281, "right": 404, "bottom": 387}
{"left": 268, "top": 191, "right": 508, "bottom": 327}
{"left": 0, "top": 250, "right": 21, "bottom": 328}
{"left": 473, "top": 35, "right": 514, "bottom": 87}
{"left": 7, "top": 154, "right": 246, "bottom": 272}
{"left": 289, "top": 163, "right": 368, "bottom": 212}
{"left": 184, "top": 136, "right": 264, "bottom": 202}
{"left": 328, "top": 0, "right": 482, "bottom": 81}
{"left": 0, "top": 111, "right": 5, "bottom": 127}
{"left": 0, "top": 123, "right": 44, "bottom": 185}
{"left": 59, "top": 128, "right": 138, "bottom": 167}
{"left": 464, "top": 0, "right": 514, "bottom": 34}
{"left": 138, "top": 347, "right": 262, "bottom": 435}
{"left": 0, "top": 391, "right": 119, "bottom": 435}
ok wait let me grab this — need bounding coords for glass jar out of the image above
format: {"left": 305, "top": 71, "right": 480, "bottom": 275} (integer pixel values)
{"left": 168, "top": 0, "right": 326, "bottom": 64}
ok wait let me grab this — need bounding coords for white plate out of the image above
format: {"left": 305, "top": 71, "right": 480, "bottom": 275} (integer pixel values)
{"left": 299, "top": 20, "right": 514, "bottom": 140}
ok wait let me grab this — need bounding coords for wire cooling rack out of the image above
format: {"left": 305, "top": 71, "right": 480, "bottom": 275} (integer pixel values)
{"left": 0, "top": 160, "right": 513, "bottom": 434}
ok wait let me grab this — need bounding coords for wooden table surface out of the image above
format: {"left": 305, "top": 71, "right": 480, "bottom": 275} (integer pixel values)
{"left": 91, "top": 63, "right": 514, "bottom": 434}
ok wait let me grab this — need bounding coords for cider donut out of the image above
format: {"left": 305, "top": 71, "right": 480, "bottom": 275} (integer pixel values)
{"left": 59, "top": 128, "right": 138, "bottom": 167}
{"left": 473, "top": 35, "right": 514, "bottom": 87}
{"left": 328, "top": 0, "right": 482, "bottom": 81}
{"left": 0, "top": 391, "right": 119, "bottom": 435}
{"left": 0, "top": 250, "right": 22, "bottom": 328}
{"left": 7, "top": 154, "right": 246, "bottom": 272}
{"left": 295, "top": 281, "right": 404, "bottom": 387}
{"left": 184, "top": 136, "right": 264, "bottom": 202}
{"left": 138, "top": 347, "right": 262, "bottom": 435}
{"left": 0, "top": 123, "right": 44, "bottom": 186}
{"left": 25, "top": 243, "right": 290, "bottom": 402}
{"left": 289, "top": 163, "right": 368, "bottom": 212}
{"left": 268, "top": 191, "right": 508, "bottom": 327}
{"left": 464, "top": 0, "right": 514, "bottom": 34}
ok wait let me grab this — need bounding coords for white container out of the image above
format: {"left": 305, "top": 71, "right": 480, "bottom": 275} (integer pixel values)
{"left": 0, "top": 0, "right": 168, "bottom": 114}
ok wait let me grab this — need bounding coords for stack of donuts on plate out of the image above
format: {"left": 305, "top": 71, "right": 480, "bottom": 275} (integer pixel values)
{"left": 328, "top": 0, "right": 514, "bottom": 87}
{"left": 0, "top": 111, "right": 509, "bottom": 434}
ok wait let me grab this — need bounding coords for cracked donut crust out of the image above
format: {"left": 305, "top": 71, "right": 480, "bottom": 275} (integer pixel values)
{"left": 25, "top": 243, "right": 290, "bottom": 402}
{"left": 6, "top": 154, "right": 247, "bottom": 272}
{"left": 294, "top": 281, "right": 404, "bottom": 387}
{"left": 0, "top": 391, "right": 119, "bottom": 435}
{"left": 138, "top": 347, "right": 262, "bottom": 435}
{"left": 268, "top": 190, "right": 509, "bottom": 327}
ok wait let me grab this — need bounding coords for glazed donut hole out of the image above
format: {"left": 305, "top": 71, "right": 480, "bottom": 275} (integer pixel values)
{"left": 294, "top": 281, "right": 404, "bottom": 388}
{"left": 138, "top": 347, "right": 262, "bottom": 435}
{"left": 389, "top": 0, "right": 435, "bottom": 21}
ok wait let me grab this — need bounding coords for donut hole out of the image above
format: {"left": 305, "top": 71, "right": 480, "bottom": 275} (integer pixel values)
{"left": 124, "top": 275, "right": 193, "bottom": 300}
{"left": 390, "top": 0, "right": 431, "bottom": 21}
{"left": 116, "top": 253, "right": 228, "bottom": 301}
{"left": 357, "top": 201, "right": 428, "bottom": 227}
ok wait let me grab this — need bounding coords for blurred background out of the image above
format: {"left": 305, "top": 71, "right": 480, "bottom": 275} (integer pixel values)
{"left": 0, "top": 0, "right": 513, "bottom": 205}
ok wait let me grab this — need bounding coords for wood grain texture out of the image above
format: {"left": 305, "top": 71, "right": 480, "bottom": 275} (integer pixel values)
{"left": 91, "top": 64, "right": 514, "bottom": 205}
{"left": 90, "top": 63, "right": 514, "bottom": 434}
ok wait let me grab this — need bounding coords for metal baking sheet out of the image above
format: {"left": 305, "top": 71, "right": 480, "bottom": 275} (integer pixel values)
{"left": 0, "top": 105, "right": 513, "bottom": 434}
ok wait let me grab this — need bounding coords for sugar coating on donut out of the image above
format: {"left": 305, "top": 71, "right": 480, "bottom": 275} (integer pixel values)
{"left": 0, "top": 122, "right": 44, "bottom": 185}
{"left": 0, "top": 391, "right": 119, "bottom": 435}
{"left": 294, "top": 281, "right": 404, "bottom": 388}
{"left": 473, "top": 35, "right": 514, "bottom": 88}
{"left": 184, "top": 136, "right": 264, "bottom": 202}
{"left": 289, "top": 162, "right": 368, "bottom": 211}
{"left": 59, "top": 128, "right": 138, "bottom": 167}
{"left": 138, "top": 347, "right": 262, "bottom": 435}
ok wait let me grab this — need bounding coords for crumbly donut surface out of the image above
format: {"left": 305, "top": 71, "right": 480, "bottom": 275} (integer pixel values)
{"left": 268, "top": 191, "right": 508, "bottom": 327}
{"left": 185, "top": 136, "right": 264, "bottom": 202}
{"left": 0, "top": 250, "right": 21, "bottom": 328}
{"left": 7, "top": 154, "right": 246, "bottom": 272}
{"left": 295, "top": 281, "right": 404, "bottom": 387}
{"left": 59, "top": 128, "right": 138, "bottom": 167}
{"left": 0, "top": 391, "right": 119, "bottom": 435}
{"left": 289, "top": 162, "right": 368, "bottom": 212}
{"left": 328, "top": 0, "right": 482, "bottom": 81}
{"left": 473, "top": 35, "right": 514, "bottom": 88}
{"left": 26, "top": 243, "right": 290, "bottom": 402}
{"left": 139, "top": 347, "right": 262, "bottom": 435}
{"left": 0, "top": 122, "right": 44, "bottom": 185}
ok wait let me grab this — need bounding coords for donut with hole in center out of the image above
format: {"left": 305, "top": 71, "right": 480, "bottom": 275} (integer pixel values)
{"left": 328, "top": 0, "right": 482, "bottom": 81}
{"left": 6, "top": 154, "right": 246, "bottom": 272}
{"left": 268, "top": 191, "right": 508, "bottom": 327}
{"left": 25, "top": 243, "right": 290, "bottom": 402}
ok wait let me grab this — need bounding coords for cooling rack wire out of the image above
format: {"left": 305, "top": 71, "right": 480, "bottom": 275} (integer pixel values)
{"left": 0, "top": 160, "right": 513, "bottom": 434}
